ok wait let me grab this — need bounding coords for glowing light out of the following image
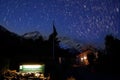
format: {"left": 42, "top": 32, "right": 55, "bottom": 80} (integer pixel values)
{"left": 20, "top": 66, "right": 22, "bottom": 69}
{"left": 83, "top": 56, "right": 87, "bottom": 60}
{"left": 23, "top": 65, "right": 41, "bottom": 68}
{"left": 81, "top": 58, "right": 83, "bottom": 62}
{"left": 19, "top": 64, "right": 45, "bottom": 73}
{"left": 35, "top": 73, "right": 40, "bottom": 77}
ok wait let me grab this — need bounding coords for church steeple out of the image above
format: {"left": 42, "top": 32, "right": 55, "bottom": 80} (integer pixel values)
{"left": 48, "top": 22, "right": 59, "bottom": 60}
{"left": 52, "top": 21, "right": 57, "bottom": 37}
{"left": 49, "top": 22, "right": 58, "bottom": 41}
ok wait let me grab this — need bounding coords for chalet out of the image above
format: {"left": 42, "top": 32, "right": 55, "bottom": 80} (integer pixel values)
{"left": 75, "top": 49, "right": 98, "bottom": 66}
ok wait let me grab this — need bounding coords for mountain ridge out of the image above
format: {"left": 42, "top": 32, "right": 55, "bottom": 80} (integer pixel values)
{"left": 0, "top": 25, "right": 97, "bottom": 53}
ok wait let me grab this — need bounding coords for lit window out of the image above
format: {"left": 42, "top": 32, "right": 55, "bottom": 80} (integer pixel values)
{"left": 81, "top": 58, "right": 83, "bottom": 62}
{"left": 83, "top": 56, "right": 87, "bottom": 60}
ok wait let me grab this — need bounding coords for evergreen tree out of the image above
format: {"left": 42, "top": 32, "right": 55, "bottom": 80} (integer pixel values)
{"left": 105, "top": 34, "right": 120, "bottom": 73}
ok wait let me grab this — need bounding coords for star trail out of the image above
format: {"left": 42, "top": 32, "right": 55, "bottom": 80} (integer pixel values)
{"left": 0, "top": 0, "right": 120, "bottom": 48}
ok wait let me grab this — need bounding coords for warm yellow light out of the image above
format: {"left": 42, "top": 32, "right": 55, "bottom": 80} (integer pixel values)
{"left": 23, "top": 65, "right": 42, "bottom": 68}
{"left": 83, "top": 56, "right": 87, "bottom": 60}
{"left": 35, "top": 73, "right": 40, "bottom": 77}
{"left": 81, "top": 58, "right": 83, "bottom": 62}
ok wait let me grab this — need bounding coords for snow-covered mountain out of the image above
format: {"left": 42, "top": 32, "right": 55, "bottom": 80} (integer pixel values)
{"left": 22, "top": 31, "right": 46, "bottom": 40}
{"left": 0, "top": 25, "right": 9, "bottom": 32}
{"left": 0, "top": 25, "right": 22, "bottom": 39}
{"left": 58, "top": 36, "right": 83, "bottom": 52}
{"left": 22, "top": 31, "right": 82, "bottom": 51}
{"left": 58, "top": 36, "right": 97, "bottom": 52}
{"left": 22, "top": 31, "right": 95, "bottom": 52}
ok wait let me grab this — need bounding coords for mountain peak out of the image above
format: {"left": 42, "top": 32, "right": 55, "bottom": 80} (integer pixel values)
{"left": 59, "top": 36, "right": 82, "bottom": 52}
{"left": 22, "top": 31, "right": 42, "bottom": 40}
{"left": 0, "top": 25, "right": 9, "bottom": 32}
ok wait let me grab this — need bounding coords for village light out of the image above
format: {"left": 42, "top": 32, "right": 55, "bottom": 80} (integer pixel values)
{"left": 23, "top": 65, "right": 41, "bottom": 68}
{"left": 83, "top": 56, "right": 87, "bottom": 60}
{"left": 81, "top": 57, "right": 83, "bottom": 62}
{"left": 20, "top": 65, "right": 22, "bottom": 69}
{"left": 35, "top": 73, "right": 40, "bottom": 77}
{"left": 19, "top": 64, "right": 45, "bottom": 73}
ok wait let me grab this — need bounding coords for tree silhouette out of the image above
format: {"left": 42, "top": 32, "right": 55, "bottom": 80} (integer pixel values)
{"left": 0, "top": 24, "right": 78, "bottom": 80}
{"left": 104, "top": 34, "right": 120, "bottom": 73}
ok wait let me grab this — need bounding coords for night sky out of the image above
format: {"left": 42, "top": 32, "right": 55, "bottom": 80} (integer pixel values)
{"left": 0, "top": 0, "right": 120, "bottom": 48}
